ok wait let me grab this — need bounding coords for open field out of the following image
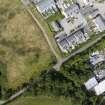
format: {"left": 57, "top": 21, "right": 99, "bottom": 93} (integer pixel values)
{"left": 0, "top": 0, "right": 53, "bottom": 89}
{"left": 7, "top": 96, "right": 72, "bottom": 105}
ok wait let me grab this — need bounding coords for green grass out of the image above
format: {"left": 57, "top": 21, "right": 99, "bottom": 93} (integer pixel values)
{"left": 45, "top": 11, "right": 64, "bottom": 32}
{"left": 0, "top": 62, "right": 8, "bottom": 99}
{"left": 46, "top": 11, "right": 64, "bottom": 23}
{"left": 0, "top": 0, "right": 53, "bottom": 89}
{"left": 7, "top": 96, "right": 73, "bottom": 105}
{"left": 29, "top": 4, "right": 63, "bottom": 60}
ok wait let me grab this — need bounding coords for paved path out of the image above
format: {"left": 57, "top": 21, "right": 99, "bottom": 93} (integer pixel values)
{"left": 53, "top": 34, "right": 105, "bottom": 70}
{"left": 0, "top": 87, "right": 28, "bottom": 105}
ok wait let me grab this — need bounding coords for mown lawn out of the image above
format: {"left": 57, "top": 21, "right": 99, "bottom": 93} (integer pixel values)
{"left": 0, "top": 0, "right": 53, "bottom": 89}
{"left": 7, "top": 96, "right": 72, "bottom": 105}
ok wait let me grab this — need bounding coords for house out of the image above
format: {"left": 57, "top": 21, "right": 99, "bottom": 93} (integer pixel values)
{"left": 94, "top": 79, "right": 105, "bottom": 95}
{"left": 85, "top": 76, "right": 105, "bottom": 95}
{"left": 84, "top": 77, "right": 98, "bottom": 90}
{"left": 56, "top": 30, "right": 89, "bottom": 53}
{"left": 57, "top": 0, "right": 72, "bottom": 11}
{"left": 92, "top": 15, "right": 105, "bottom": 32}
{"left": 90, "top": 51, "right": 105, "bottom": 65}
{"left": 61, "top": 4, "right": 79, "bottom": 18}
{"left": 55, "top": 32, "right": 69, "bottom": 53}
{"left": 34, "top": 0, "right": 58, "bottom": 18}
{"left": 89, "top": 9, "right": 105, "bottom": 32}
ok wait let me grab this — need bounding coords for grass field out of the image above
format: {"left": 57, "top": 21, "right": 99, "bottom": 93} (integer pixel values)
{"left": 0, "top": 0, "right": 53, "bottom": 89}
{"left": 29, "top": 4, "right": 63, "bottom": 59}
{"left": 7, "top": 96, "right": 72, "bottom": 105}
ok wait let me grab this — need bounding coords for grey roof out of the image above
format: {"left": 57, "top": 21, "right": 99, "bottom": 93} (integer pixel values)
{"left": 63, "top": 4, "right": 79, "bottom": 17}
{"left": 36, "top": 0, "right": 56, "bottom": 13}
{"left": 93, "top": 15, "right": 105, "bottom": 32}
{"left": 59, "top": 39, "right": 70, "bottom": 50}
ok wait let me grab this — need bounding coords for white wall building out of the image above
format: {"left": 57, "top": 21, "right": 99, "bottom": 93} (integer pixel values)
{"left": 35, "top": 0, "right": 58, "bottom": 18}
{"left": 90, "top": 51, "right": 105, "bottom": 65}
{"left": 56, "top": 30, "right": 89, "bottom": 53}
{"left": 94, "top": 80, "right": 105, "bottom": 95}
{"left": 84, "top": 77, "right": 98, "bottom": 90}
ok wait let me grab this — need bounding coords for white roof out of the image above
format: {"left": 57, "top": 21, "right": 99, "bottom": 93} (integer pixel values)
{"left": 94, "top": 79, "right": 105, "bottom": 95}
{"left": 84, "top": 77, "right": 98, "bottom": 90}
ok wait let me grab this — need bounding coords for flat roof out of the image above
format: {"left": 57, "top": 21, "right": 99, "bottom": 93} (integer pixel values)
{"left": 94, "top": 79, "right": 105, "bottom": 95}
{"left": 84, "top": 77, "right": 98, "bottom": 90}
{"left": 93, "top": 15, "right": 105, "bottom": 32}
{"left": 36, "top": 0, "right": 56, "bottom": 13}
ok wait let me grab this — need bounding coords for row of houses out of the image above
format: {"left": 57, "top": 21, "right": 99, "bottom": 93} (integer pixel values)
{"left": 55, "top": 29, "right": 89, "bottom": 53}
{"left": 85, "top": 76, "right": 105, "bottom": 96}
{"left": 32, "top": 0, "right": 96, "bottom": 18}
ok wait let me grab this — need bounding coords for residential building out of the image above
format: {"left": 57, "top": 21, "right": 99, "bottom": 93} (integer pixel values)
{"left": 34, "top": 0, "right": 58, "bottom": 18}
{"left": 56, "top": 30, "right": 89, "bottom": 53}
{"left": 55, "top": 32, "right": 69, "bottom": 53}
{"left": 84, "top": 77, "right": 98, "bottom": 90}
{"left": 90, "top": 51, "right": 105, "bottom": 65}
{"left": 57, "top": 0, "right": 72, "bottom": 11}
{"left": 85, "top": 76, "right": 105, "bottom": 96}
{"left": 94, "top": 79, "right": 105, "bottom": 95}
